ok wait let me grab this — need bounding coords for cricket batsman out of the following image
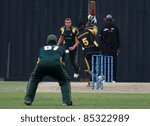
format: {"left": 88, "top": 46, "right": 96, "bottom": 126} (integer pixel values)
{"left": 24, "top": 34, "right": 72, "bottom": 106}
{"left": 57, "top": 18, "right": 80, "bottom": 78}
{"left": 76, "top": 16, "right": 101, "bottom": 86}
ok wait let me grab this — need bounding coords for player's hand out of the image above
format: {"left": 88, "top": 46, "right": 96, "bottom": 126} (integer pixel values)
{"left": 88, "top": 15, "right": 97, "bottom": 25}
{"left": 69, "top": 46, "right": 75, "bottom": 51}
{"left": 88, "top": 15, "right": 94, "bottom": 21}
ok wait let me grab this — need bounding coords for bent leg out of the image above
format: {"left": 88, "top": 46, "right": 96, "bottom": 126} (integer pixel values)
{"left": 70, "top": 49, "right": 80, "bottom": 74}
{"left": 24, "top": 65, "right": 44, "bottom": 103}
{"left": 48, "top": 63, "right": 72, "bottom": 105}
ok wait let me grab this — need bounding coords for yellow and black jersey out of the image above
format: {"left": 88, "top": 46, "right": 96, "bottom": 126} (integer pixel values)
{"left": 59, "top": 26, "right": 78, "bottom": 36}
{"left": 77, "top": 26, "right": 100, "bottom": 54}
{"left": 59, "top": 26, "right": 78, "bottom": 47}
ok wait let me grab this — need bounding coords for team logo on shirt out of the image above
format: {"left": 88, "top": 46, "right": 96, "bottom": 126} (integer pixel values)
{"left": 103, "top": 28, "right": 115, "bottom": 32}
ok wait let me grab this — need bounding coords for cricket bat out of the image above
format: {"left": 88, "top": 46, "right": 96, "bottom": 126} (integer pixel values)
{"left": 89, "top": 0, "right": 96, "bottom": 16}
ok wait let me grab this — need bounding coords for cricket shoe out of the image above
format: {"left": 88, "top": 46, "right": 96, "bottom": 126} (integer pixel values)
{"left": 24, "top": 100, "right": 32, "bottom": 106}
{"left": 112, "top": 81, "right": 116, "bottom": 83}
{"left": 62, "top": 101, "right": 73, "bottom": 106}
{"left": 74, "top": 73, "right": 79, "bottom": 78}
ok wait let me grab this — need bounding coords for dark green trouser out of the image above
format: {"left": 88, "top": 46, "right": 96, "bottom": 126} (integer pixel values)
{"left": 24, "top": 60, "right": 72, "bottom": 104}
{"left": 65, "top": 48, "right": 80, "bottom": 74}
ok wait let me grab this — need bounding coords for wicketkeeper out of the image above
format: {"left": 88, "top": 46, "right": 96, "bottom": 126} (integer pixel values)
{"left": 24, "top": 34, "right": 72, "bottom": 106}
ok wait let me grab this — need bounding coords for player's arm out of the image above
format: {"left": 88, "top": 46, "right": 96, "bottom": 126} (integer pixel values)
{"left": 87, "top": 26, "right": 99, "bottom": 47}
{"left": 57, "top": 35, "right": 64, "bottom": 46}
{"left": 61, "top": 49, "right": 67, "bottom": 66}
{"left": 57, "top": 27, "right": 65, "bottom": 46}
{"left": 36, "top": 48, "right": 42, "bottom": 64}
{"left": 93, "top": 26, "right": 98, "bottom": 35}
{"left": 69, "top": 36, "right": 79, "bottom": 51}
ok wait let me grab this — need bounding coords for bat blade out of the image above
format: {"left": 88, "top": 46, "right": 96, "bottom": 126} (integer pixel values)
{"left": 90, "top": 0, "right": 96, "bottom": 16}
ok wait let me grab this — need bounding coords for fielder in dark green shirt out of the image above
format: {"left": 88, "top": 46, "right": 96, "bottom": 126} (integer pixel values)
{"left": 57, "top": 18, "right": 80, "bottom": 78}
{"left": 24, "top": 34, "right": 72, "bottom": 106}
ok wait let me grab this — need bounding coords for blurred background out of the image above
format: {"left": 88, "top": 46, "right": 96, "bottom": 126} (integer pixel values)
{"left": 0, "top": 0, "right": 150, "bottom": 82}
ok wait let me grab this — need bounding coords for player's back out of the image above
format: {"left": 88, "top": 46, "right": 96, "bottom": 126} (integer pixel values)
{"left": 77, "top": 27, "right": 96, "bottom": 49}
{"left": 39, "top": 45, "right": 65, "bottom": 62}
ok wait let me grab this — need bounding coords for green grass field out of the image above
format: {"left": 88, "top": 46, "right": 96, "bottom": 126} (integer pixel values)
{"left": 0, "top": 81, "right": 150, "bottom": 109}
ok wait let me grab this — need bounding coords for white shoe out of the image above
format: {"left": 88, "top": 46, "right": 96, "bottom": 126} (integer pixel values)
{"left": 74, "top": 73, "right": 79, "bottom": 78}
{"left": 112, "top": 81, "right": 116, "bottom": 83}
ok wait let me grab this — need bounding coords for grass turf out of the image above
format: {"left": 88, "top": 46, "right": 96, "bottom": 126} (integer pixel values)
{"left": 0, "top": 81, "right": 150, "bottom": 109}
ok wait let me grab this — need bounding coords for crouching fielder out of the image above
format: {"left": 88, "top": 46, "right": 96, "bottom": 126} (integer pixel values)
{"left": 24, "top": 34, "right": 72, "bottom": 106}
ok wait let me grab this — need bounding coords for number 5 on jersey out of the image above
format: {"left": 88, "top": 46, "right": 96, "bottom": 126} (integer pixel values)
{"left": 82, "top": 38, "right": 89, "bottom": 46}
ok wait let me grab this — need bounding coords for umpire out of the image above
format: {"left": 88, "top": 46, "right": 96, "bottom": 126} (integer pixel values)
{"left": 101, "top": 14, "right": 120, "bottom": 82}
{"left": 24, "top": 34, "right": 72, "bottom": 106}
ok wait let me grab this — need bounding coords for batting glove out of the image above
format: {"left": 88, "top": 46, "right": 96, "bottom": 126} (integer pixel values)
{"left": 88, "top": 15, "right": 97, "bottom": 25}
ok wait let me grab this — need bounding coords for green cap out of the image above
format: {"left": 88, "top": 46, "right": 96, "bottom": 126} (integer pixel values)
{"left": 47, "top": 34, "right": 57, "bottom": 43}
